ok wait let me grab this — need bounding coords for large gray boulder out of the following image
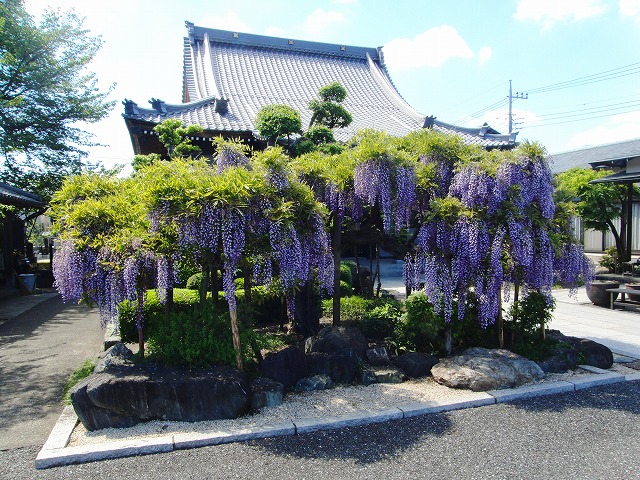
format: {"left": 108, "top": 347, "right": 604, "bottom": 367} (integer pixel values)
{"left": 392, "top": 352, "right": 439, "bottom": 378}
{"left": 307, "top": 351, "right": 357, "bottom": 384}
{"left": 547, "top": 330, "right": 614, "bottom": 369}
{"left": 259, "top": 346, "right": 308, "bottom": 390}
{"left": 431, "top": 348, "right": 545, "bottom": 392}
{"left": 360, "top": 366, "right": 406, "bottom": 386}
{"left": 305, "top": 326, "right": 368, "bottom": 361}
{"left": 93, "top": 342, "right": 134, "bottom": 374}
{"left": 304, "top": 326, "right": 368, "bottom": 385}
{"left": 70, "top": 364, "right": 251, "bottom": 431}
{"left": 250, "top": 377, "right": 284, "bottom": 411}
{"left": 295, "top": 374, "right": 333, "bottom": 392}
{"left": 537, "top": 347, "right": 579, "bottom": 373}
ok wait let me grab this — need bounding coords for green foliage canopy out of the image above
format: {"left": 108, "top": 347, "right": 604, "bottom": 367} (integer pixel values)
{"left": 0, "top": 0, "right": 115, "bottom": 200}
{"left": 255, "top": 104, "right": 302, "bottom": 143}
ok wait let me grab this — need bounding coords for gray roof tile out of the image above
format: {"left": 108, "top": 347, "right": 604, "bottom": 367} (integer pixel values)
{"left": 548, "top": 138, "right": 640, "bottom": 173}
{"left": 125, "top": 24, "right": 515, "bottom": 149}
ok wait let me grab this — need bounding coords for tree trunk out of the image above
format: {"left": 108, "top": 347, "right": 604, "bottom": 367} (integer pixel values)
{"left": 331, "top": 215, "right": 342, "bottom": 326}
{"left": 164, "top": 287, "right": 174, "bottom": 313}
{"left": 137, "top": 291, "right": 145, "bottom": 359}
{"left": 444, "top": 328, "right": 452, "bottom": 356}
{"left": 200, "top": 263, "right": 210, "bottom": 308}
{"left": 498, "top": 293, "right": 504, "bottom": 349}
{"left": 243, "top": 263, "right": 252, "bottom": 305}
{"left": 211, "top": 260, "right": 219, "bottom": 308}
{"left": 294, "top": 281, "right": 320, "bottom": 336}
{"left": 229, "top": 308, "right": 243, "bottom": 371}
{"left": 375, "top": 244, "right": 382, "bottom": 297}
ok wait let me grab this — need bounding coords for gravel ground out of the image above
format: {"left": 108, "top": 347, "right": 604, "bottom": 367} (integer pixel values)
{"left": 3, "top": 381, "right": 640, "bottom": 480}
{"left": 66, "top": 363, "right": 617, "bottom": 448}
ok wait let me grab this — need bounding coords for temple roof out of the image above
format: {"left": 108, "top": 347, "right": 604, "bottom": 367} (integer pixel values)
{"left": 0, "top": 182, "right": 44, "bottom": 209}
{"left": 123, "top": 23, "right": 516, "bottom": 150}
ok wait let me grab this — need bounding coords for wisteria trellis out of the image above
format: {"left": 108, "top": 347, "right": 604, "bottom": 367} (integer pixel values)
{"left": 51, "top": 131, "right": 592, "bottom": 370}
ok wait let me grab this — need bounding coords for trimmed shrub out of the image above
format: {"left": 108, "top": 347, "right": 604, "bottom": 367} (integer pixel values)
{"left": 340, "top": 262, "right": 353, "bottom": 287}
{"left": 358, "top": 303, "right": 402, "bottom": 340}
{"left": 146, "top": 303, "right": 260, "bottom": 367}
{"left": 186, "top": 272, "right": 203, "bottom": 290}
{"left": 391, "top": 292, "right": 444, "bottom": 354}
{"left": 118, "top": 289, "right": 200, "bottom": 343}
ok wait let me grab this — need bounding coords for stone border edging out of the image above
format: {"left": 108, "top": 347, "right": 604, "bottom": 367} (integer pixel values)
{"left": 35, "top": 371, "right": 640, "bottom": 470}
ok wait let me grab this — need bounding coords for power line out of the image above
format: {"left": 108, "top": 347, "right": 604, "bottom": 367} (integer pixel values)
{"left": 524, "top": 61, "right": 640, "bottom": 95}
{"left": 454, "top": 98, "right": 509, "bottom": 125}
{"left": 519, "top": 106, "right": 640, "bottom": 129}
{"left": 445, "top": 80, "right": 509, "bottom": 110}
{"left": 531, "top": 99, "right": 640, "bottom": 121}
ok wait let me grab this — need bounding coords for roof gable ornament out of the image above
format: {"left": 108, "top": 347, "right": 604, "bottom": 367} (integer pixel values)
{"left": 423, "top": 115, "right": 436, "bottom": 129}
{"left": 149, "top": 98, "right": 167, "bottom": 114}
{"left": 480, "top": 122, "right": 489, "bottom": 137}
{"left": 122, "top": 99, "right": 139, "bottom": 115}
{"left": 214, "top": 98, "right": 229, "bottom": 114}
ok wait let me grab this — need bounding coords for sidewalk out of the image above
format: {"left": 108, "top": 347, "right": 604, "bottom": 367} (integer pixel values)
{"left": 378, "top": 264, "right": 640, "bottom": 359}
{"left": 0, "top": 293, "right": 104, "bottom": 450}
{"left": 550, "top": 288, "right": 640, "bottom": 359}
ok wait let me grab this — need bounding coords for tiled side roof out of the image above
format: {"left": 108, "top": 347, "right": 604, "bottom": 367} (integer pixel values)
{"left": 0, "top": 182, "right": 44, "bottom": 208}
{"left": 548, "top": 138, "right": 640, "bottom": 173}
{"left": 125, "top": 25, "right": 516, "bottom": 149}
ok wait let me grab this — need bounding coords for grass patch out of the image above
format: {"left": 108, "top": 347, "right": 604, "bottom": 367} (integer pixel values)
{"left": 63, "top": 358, "right": 96, "bottom": 405}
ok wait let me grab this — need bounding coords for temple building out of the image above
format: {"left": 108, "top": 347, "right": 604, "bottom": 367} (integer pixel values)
{"left": 123, "top": 22, "right": 517, "bottom": 156}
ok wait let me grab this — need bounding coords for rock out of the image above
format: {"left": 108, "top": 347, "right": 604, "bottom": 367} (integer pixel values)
{"left": 537, "top": 348, "right": 579, "bottom": 373}
{"left": 431, "top": 348, "right": 545, "bottom": 392}
{"left": 259, "top": 346, "right": 308, "bottom": 390}
{"left": 295, "top": 374, "right": 333, "bottom": 392}
{"left": 360, "top": 366, "right": 406, "bottom": 386}
{"left": 305, "top": 326, "right": 368, "bottom": 361}
{"left": 307, "top": 351, "right": 357, "bottom": 384}
{"left": 360, "top": 368, "right": 378, "bottom": 386}
{"left": 70, "top": 364, "right": 250, "bottom": 431}
{"left": 547, "top": 330, "right": 614, "bottom": 369}
{"left": 94, "top": 343, "right": 134, "bottom": 374}
{"left": 392, "top": 352, "right": 439, "bottom": 378}
{"left": 366, "top": 347, "right": 390, "bottom": 366}
{"left": 250, "top": 378, "right": 284, "bottom": 411}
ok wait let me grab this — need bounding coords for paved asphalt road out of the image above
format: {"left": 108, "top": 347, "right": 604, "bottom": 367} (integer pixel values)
{"left": 0, "top": 296, "right": 103, "bottom": 450}
{"left": 2, "top": 381, "right": 639, "bottom": 480}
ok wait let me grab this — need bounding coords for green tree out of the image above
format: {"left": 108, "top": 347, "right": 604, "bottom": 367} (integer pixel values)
{"left": 555, "top": 167, "right": 634, "bottom": 262}
{"left": 255, "top": 104, "right": 301, "bottom": 145}
{"left": 0, "top": 0, "right": 114, "bottom": 200}
{"left": 153, "top": 118, "right": 203, "bottom": 159}
{"left": 308, "top": 82, "right": 352, "bottom": 129}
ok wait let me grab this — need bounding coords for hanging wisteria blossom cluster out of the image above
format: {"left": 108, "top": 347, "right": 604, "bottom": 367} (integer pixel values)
{"left": 405, "top": 148, "right": 591, "bottom": 327}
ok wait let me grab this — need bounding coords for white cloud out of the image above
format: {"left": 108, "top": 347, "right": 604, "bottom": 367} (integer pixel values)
{"left": 477, "top": 46, "right": 492, "bottom": 66}
{"left": 199, "top": 11, "right": 250, "bottom": 33}
{"left": 620, "top": 0, "right": 640, "bottom": 22}
{"left": 383, "top": 26, "right": 474, "bottom": 71}
{"left": 303, "top": 8, "right": 346, "bottom": 39}
{"left": 566, "top": 111, "right": 640, "bottom": 149}
{"left": 265, "top": 26, "right": 286, "bottom": 37}
{"left": 514, "top": 0, "right": 608, "bottom": 29}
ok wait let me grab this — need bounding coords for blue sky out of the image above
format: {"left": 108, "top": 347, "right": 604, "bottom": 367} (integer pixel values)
{"left": 25, "top": 0, "right": 640, "bottom": 169}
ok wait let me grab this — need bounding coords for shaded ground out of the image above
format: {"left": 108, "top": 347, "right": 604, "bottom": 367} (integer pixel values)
{"left": 0, "top": 296, "right": 103, "bottom": 450}
{"left": 2, "top": 382, "right": 639, "bottom": 479}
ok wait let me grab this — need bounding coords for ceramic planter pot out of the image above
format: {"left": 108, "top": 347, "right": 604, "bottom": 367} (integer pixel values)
{"left": 585, "top": 281, "right": 619, "bottom": 307}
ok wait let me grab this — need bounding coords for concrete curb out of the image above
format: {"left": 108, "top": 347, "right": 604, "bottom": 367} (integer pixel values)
{"left": 35, "top": 370, "right": 639, "bottom": 469}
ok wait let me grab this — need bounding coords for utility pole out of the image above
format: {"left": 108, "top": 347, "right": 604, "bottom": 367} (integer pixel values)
{"left": 508, "top": 80, "right": 528, "bottom": 134}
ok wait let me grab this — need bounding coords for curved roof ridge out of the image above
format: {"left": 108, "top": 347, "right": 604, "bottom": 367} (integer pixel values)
{"left": 366, "top": 53, "right": 425, "bottom": 124}
{"left": 186, "top": 23, "right": 380, "bottom": 61}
